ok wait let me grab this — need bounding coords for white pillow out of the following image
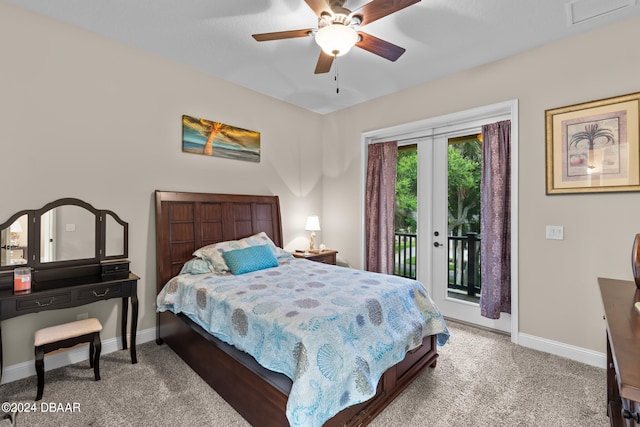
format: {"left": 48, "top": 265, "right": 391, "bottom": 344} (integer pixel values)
{"left": 193, "top": 231, "right": 292, "bottom": 273}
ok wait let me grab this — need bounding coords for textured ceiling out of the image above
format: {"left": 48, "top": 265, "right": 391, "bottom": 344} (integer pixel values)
{"left": 6, "top": 0, "right": 640, "bottom": 114}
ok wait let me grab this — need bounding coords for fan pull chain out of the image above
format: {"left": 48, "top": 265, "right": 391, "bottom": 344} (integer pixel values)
{"left": 334, "top": 55, "right": 340, "bottom": 94}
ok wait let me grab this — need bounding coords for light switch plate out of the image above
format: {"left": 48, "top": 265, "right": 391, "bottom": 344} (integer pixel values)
{"left": 546, "top": 225, "right": 564, "bottom": 240}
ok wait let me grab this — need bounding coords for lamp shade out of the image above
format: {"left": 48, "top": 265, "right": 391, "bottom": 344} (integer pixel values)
{"left": 10, "top": 221, "right": 22, "bottom": 233}
{"left": 315, "top": 24, "right": 358, "bottom": 57}
{"left": 305, "top": 215, "right": 321, "bottom": 232}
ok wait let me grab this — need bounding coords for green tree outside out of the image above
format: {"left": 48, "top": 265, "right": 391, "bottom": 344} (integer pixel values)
{"left": 394, "top": 139, "right": 482, "bottom": 282}
{"left": 395, "top": 146, "right": 418, "bottom": 232}
{"left": 394, "top": 139, "right": 481, "bottom": 236}
{"left": 448, "top": 139, "right": 481, "bottom": 236}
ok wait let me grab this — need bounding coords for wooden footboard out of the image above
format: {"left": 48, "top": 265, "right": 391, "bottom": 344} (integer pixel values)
{"left": 158, "top": 310, "right": 438, "bottom": 427}
{"left": 158, "top": 311, "right": 290, "bottom": 426}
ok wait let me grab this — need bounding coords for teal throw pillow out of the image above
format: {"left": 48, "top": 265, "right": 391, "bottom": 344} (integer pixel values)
{"left": 222, "top": 244, "right": 279, "bottom": 275}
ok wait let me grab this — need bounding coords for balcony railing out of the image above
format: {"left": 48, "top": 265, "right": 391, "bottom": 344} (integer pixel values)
{"left": 395, "top": 233, "right": 416, "bottom": 278}
{"left": 394, "top": 232, "right": 481, "bottom": 297}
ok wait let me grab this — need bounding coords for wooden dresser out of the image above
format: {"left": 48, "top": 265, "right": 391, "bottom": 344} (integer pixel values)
{"left": 599, "top": 277, "right": 640, "bottom": 426}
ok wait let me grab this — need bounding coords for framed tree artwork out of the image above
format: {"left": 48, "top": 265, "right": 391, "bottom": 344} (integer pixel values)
{"left": 545, "top": 92, "right": 640, "bottom": 194}
{"left": 182, "top": 115, "right": 260, "bottom": 163}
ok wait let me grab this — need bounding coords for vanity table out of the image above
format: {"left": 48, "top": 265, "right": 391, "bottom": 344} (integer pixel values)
{"left": 0, "top": 198, "right": 138, "bottom": 383}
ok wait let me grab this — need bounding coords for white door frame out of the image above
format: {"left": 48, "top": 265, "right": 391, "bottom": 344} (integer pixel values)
{"left": 362, "top": 99, "right": 519, "bottom": 343}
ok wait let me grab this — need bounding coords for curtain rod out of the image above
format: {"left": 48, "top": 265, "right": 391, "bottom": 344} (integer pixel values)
{"left": 369, "top": 114, "right": 510, "bottom": 145}
{"left": 370, "top": 124, "right": 482, "bottom": 145}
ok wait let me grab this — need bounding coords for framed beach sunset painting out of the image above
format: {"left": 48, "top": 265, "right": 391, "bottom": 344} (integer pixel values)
{"left": 182, "top": 115, "right": 260, "bottom": 163}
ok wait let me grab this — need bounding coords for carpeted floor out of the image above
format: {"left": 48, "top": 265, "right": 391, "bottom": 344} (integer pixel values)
{"left": 0, "top": 321, "right": 608, "bottom": 426}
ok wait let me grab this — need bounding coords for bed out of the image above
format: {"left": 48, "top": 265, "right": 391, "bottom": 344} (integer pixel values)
{"left": 154, "top": 190, "right": 448, "bottom": 427}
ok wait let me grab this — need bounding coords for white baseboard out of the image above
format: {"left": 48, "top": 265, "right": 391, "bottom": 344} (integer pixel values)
{"left": 1, "top": 326, "right": 156, "bottom": 385}
{"left": 517, "top": 332, "right": 606, "bottom": 369}
{"left": 2, "top": 327, "right": 605, "bottom": 385}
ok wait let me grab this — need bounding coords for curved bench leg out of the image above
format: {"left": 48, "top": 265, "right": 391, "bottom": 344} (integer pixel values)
{"left": 2, "top": 411, "right": 18, "bottom": 427}
{"left": 92, "top": 332, "right": 101, "bottom": 381}
{"left": 35, "top": 346, "right": 45, "bottom": 401}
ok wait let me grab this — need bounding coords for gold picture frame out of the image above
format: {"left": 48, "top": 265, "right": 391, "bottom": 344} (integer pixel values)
{"left": 545, "top": 92, "right": 640, "bottom": 194}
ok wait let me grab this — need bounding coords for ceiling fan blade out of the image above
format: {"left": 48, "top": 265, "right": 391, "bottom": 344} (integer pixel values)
{"left": 305, "top": 0, "right": 331, "bottom": 17}
{"left": 354, "top": 0, "right": 421, "bottom": 26}
{"left": 356, "top": 32, "right": 406, "bottom": 61}
{"left": 314, "top": 51, "right": 334, "bottom": 74}
{"left": 252, "top": 29, "right": 313, "bottom": 42}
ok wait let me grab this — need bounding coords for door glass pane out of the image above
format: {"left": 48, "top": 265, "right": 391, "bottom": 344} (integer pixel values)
{"left": 395, "top": 144, "right": 417, "bottom": 278}
{"left": 447, "top": 135, "right": 482, "bottom": 303}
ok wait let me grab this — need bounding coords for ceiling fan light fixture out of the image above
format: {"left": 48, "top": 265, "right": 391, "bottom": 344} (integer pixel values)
{"left": 315, "top": 24, "right": 358, "bottom": 57}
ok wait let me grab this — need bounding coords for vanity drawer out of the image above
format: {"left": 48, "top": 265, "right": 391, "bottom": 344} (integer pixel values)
{"left": 102, "top": 261, "right": 129, "bottom": 274}
{"left": 78, "top": 283, "right": 124, "bottom": 301}
{"left": 16, "top": 292, "right": 71, "bottom": 311}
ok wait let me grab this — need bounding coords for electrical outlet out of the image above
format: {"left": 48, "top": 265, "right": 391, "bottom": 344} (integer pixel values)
{"left": 545, "top": 225, "right": 564, "bottom": 240}
{"left": 77, "top": 312, "right": 88, "bottom": 320}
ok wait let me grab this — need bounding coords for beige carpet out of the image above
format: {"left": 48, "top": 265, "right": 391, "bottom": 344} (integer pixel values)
{"left": 0, "top": 321, "right": 608, "bottom": 426}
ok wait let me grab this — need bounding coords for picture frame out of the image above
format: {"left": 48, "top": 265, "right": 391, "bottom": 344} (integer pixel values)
{"left": 545, "top": 92, "right": 640, "bottom": 194}
{"left": 182, "top": 115, "right": 260, "bottom": 163}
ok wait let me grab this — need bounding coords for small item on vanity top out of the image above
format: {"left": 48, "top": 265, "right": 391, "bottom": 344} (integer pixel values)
{"left": 14, "top": 267, "right": 31, "bottom": 293}
{"left": 295, "top": 249, "right": 304, "bottom": 253}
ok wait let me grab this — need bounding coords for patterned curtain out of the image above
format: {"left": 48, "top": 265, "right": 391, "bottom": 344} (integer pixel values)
{"left": 365, "top": 141, "right": 398, "bottom": 274}
{"left": 480, "top": 120, "right": 511, "bottom": 319}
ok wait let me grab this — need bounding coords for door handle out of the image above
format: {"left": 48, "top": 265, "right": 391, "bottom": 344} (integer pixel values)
{"left": 433, "top": 242, "right": 443, "bottom": 247}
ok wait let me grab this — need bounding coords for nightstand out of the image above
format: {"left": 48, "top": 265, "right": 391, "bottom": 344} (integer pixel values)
{"left": 292, "top": 249, "right": 338, "bottom": 265}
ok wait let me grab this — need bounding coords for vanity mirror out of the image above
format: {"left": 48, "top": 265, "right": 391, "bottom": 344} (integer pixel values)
{"left": 39, "top": 203, "right": 97, "bottom": 264}
{"left": 0, "top": 198, "right": 128, "bottom": 287}
{"left": 0, "top": 213, "right": 30, "bottom": 267}
{"left": 103, "top": 211, "right": 127, "bottom": 259}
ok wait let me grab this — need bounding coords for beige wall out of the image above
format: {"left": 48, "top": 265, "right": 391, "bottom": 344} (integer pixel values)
{"left": 0, "top": 2, "right": 323, "bottom": 367}
{"left": 2, "top": 1, "right": 639, "bottom": 372}
{"left": 322, "top": 16, "right": 640, "bottom": 354}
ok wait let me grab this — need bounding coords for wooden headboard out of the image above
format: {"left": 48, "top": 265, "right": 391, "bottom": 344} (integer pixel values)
{"left": 154, "top": 191, "right": 283, "bottom": 293}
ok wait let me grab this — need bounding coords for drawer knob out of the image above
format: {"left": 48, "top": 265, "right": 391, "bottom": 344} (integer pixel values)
{"left": 93, "top": 289, "right": 110, "bottom": 297}
{"left": 622, "top": 409, "right": 640, "bottom": 423}
{"left": 35, "top": 298, "right": 56, "bottom": 307}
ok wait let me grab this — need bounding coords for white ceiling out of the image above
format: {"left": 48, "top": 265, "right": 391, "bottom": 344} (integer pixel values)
{"left": 7, "top": 0, "right": 640, "bottom": 114}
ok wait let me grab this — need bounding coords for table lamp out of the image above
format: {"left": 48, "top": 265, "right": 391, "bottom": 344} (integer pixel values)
{"left": 305, "top": 215, "right": 320, "bottom": 252}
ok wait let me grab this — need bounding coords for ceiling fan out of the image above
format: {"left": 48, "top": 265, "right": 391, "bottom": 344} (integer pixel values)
{"left": 252, "top": 0, "right": 421, "bottom": 74}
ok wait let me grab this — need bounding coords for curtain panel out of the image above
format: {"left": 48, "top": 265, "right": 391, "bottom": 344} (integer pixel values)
{"left": 480, "top": 120, "right": 511, "bottom": 319}
{"left": 365, "top": 141, "right": 398, "bottom": 274}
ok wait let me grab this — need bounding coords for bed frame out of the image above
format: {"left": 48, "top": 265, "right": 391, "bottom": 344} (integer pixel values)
{"left": 154, "top": 190, "right": 439, "bottom": 426}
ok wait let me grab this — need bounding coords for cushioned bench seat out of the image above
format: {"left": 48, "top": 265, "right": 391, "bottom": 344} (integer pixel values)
{"left": 34, "top": 318, "right": 102, "bottom": 401}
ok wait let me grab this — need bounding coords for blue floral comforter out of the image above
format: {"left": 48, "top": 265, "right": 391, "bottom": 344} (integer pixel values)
{"left": 157, "top": 258, "right": 449, "bottom": 427}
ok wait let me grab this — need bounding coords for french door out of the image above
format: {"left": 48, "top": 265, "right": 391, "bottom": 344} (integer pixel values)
{"left": 415, "top": 122, "right": 511, "bottom": 333}
{"left": 366, "top": 100, "right": 518, "bottom": 337}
